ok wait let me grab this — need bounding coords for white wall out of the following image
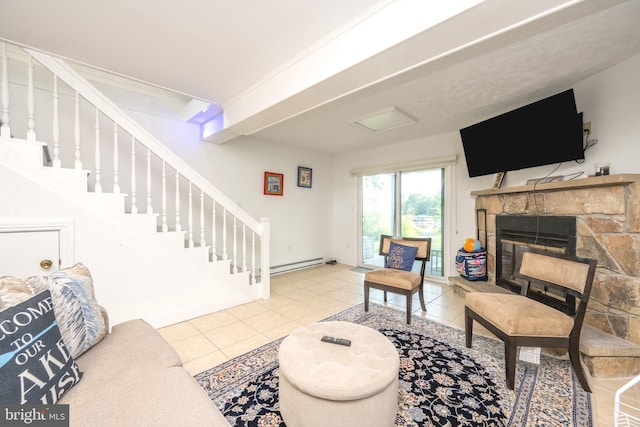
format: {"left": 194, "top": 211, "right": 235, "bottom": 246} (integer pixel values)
{"left": 330, "top": 52, "right": 640, "bottom": 276}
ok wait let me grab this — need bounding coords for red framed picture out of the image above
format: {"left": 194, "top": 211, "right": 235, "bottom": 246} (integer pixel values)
{"left": 264, "top": 171, "right": 284, "bottom": 196}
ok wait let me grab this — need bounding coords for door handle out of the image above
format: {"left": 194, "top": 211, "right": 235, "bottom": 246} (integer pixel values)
{"left": 40, "top": 259, "right": 53, "bottom": 270}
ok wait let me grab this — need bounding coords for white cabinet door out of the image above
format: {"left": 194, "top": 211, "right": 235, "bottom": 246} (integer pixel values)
{"left": 0, "top": 230, "right": 60, "bottom": 277}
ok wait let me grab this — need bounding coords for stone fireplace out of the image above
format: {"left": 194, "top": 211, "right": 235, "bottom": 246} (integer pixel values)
{"left": 472, "top": 174, "right": 640, "bottom": 345}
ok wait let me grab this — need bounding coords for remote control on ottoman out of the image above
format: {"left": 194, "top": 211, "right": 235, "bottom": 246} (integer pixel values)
{"left": 320, "top": 335, "right": 351, "bottom": 346}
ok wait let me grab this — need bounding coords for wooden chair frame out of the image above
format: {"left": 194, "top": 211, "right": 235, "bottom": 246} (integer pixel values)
{"left": 465, "top": 247, "right": 597, "bottom": 392}
{"left": 364, "top": 235, "right": 431, "bottom": 324}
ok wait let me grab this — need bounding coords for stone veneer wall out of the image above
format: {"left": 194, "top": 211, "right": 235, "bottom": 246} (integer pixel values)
{"left": 474, "top": 175, "right": 640, "bottom": 344}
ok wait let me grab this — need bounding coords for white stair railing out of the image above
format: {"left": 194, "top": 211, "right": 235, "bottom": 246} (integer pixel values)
{"left": 0, "top": 41, "right": 269, "bottom": 294}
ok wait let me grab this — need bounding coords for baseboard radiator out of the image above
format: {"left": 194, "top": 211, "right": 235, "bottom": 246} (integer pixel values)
{"left": 270, "top": 258, "right": 325, "bottom": 275}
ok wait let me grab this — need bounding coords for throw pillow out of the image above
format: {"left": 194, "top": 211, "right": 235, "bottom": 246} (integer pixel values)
{"left": 386, "top": 241, "right": 418, "bottom": 271}
{"left": 0, "top": 290, "right": 83, "bottom": 404}
{"left": 28, "top": 263, "right": 106, "bottom": 359}
{"left": 0, "top": 276, "right": 34, "bottom": 310}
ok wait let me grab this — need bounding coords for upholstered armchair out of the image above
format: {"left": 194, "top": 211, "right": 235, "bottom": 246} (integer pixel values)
{"left": 364, "top": 235, "right": 431, "bottom": 324}
{"left": 464, "top": 247, "right": 597, "bottom": 391}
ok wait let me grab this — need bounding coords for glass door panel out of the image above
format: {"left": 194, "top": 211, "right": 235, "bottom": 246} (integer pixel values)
{"left": 361, "top": 173, "right": 395, "bottom": 267}
{"left": 400, "top": 169, "right": 443, "bottom": 277}
{"left": 360, "top": 168, "right": 444, "bottom": 277}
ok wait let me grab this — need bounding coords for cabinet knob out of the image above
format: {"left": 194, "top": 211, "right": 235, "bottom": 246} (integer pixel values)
{"left": 40, "top": 259, "right": 53, "bottom": 270}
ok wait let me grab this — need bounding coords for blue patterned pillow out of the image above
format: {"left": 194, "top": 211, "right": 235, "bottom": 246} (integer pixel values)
{"left": 28, "top": 263, "right": 106, "bottom": 359}
{"left": 386, "top": 241, "right": 418, "bottom": 271}
{"left": 0, "top": 290, "right": 83, "bottom": 404}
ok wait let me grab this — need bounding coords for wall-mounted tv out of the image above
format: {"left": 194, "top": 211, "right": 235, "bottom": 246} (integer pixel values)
{"left": 460, "top": 89, "right": 584, "bottom": 177}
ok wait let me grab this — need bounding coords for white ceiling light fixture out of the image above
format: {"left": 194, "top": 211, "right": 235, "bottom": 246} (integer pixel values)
{"left": 353, "top": 107, "right": 417, "bottom": 132}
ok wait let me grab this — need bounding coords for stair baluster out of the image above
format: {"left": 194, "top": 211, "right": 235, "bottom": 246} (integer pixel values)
{"left": 26, "top": 54, "right": 36, "bottom": 142}
{"left": 94, "top": 108, "right": 102, "bottom": 192}
{"left": 242, "top": 224, "right": 247, "bottom": 272}
{"left": 74, "top": 92, "right": 82, "bottom": 169}
{"left": 161, "top": 161, "right": 168, "bottom": 232}
{"left": 113, "top": 123, "right": 120, "bottom": 193}
{"left": 52, "top": 76, "right": 61, "bottom": 168}
{"left": 251, "top": 232, "right": 256, "bottom": 284}
{"left": 222, "top": 208, "right": 228, "bottom": 260}
{"left": 1, "top": 42, "right": 10, "bottom": 138}
{"left": 233, "top": 217, "right": 238, "bottom": 273}
{"left": 200, "top": 190, "right": 205, "bottom": 247}
{"left": 130, "top": 136, "right": 138, "bottom": 213}
{"left": 146, "top": 148, "right": 153, "bottom": 214}
{"left": 188, "top": 181, "right": 194, "bottom": 248}
{"left": 211, "top": 201, "right": 217, "bottom": 261}
{"left": 175, "top": 171, "right": 181, "bottom": 232}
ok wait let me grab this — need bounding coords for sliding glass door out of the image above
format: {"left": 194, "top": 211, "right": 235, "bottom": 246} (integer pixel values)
{"left": 360, "top": 168, "right": 443, "bottom": 278}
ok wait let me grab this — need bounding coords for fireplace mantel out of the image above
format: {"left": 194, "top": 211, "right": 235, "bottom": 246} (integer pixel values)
{"left": 471, "top": 173, "right": 640, "bottom": 197}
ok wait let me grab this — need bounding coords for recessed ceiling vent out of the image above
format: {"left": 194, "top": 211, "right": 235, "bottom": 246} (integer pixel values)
{"left": 353, "top": 107, "right": 416, "bottom": 132}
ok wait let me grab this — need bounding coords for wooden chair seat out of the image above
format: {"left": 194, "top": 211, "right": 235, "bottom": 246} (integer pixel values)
{"left": 465, "top": 293, "right": 574, "bottom": 337}
{"left": 364, "top": 269, "right": 422, "bottom": 291}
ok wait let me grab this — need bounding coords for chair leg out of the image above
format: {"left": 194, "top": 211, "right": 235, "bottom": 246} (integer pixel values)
{"left": 505, "top": 339, "right": 517, "bottom": 390}
{"left": 406, "top": 293, "right": 412, "bottom": 324}
{"left": 418, "top": 285, "right": 427, "bottom": 312}
{"left": 569, "top": 340, "right": 592, "bottom": 392}
{"left": 364, "top": 283, "right": 370, "bottom": 312}
{"left": 465, "top": 308, "right": 473, "bottom": 348}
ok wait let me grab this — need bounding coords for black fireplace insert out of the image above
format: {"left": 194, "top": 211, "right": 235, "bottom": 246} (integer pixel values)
{"left": 495, "top": 215, "right": 577, "bottom": 314}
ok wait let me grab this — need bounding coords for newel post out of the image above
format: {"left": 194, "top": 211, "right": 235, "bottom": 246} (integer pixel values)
{"left": 259, "top": 217, "right": 271, "bottom": 299}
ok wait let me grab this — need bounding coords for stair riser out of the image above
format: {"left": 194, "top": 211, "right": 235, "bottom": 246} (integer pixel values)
{"left": 0, "top": 138, "right": 46, "bottom": 169}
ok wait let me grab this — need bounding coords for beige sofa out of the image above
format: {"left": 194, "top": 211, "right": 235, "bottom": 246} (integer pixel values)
{"left": 59, "top": 315, "right": 230, "bottom": 427}
{"left": 1, "top": 263, "right": 229, "bottom": 426}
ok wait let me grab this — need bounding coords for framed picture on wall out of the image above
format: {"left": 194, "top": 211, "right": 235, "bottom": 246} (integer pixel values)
{"left": 493, "top": 172, "right": 506, "bottom": 189}
{"left": 297, "top": 166, "right": 312, "bottom": 188}
{"left": 264, "top": 171, "right": 284, "bottom": 196}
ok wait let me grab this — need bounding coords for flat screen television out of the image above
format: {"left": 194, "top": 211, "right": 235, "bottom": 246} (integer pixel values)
{"left": 460, "top": 89, "right": 584, "bottom": 177}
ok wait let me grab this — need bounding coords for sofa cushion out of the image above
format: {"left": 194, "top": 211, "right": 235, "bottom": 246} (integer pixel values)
{"left": 64, "top": 319, "right": 181, "bottom": 392}
{"left": 386, "top": 241, "right": 417, "bottom": 271}
{"left": 28, "top": 263, "right": 107, "bottom": 359}
{"left": 0, "top": 290, "right": 83, "bottom": 404}
{"left": 62, "top": 367, "right": 229, "bottom": 427}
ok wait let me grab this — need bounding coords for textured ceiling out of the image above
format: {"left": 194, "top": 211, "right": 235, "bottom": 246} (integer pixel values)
{"left": 252, "top": 0, "right": 640, "bottom": 154}
{"left": 1, "top": 0, "right": 639, "bottom": 155}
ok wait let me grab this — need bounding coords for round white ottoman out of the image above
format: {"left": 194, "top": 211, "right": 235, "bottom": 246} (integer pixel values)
{"left": 278, "top": 321, "right": 399, "bottom": 427}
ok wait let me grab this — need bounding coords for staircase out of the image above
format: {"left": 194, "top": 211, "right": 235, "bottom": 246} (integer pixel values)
{"left": 0, "top": 41, "right": 270, "bottom": 329}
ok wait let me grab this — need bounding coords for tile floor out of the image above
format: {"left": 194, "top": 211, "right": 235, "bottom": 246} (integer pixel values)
{"left": 158, "top": 263, "right": 639, "bottom": 427}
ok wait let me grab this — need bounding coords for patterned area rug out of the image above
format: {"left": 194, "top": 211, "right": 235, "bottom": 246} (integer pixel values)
{"left": 195, "top": 303, "right": 592, "bottom": 427}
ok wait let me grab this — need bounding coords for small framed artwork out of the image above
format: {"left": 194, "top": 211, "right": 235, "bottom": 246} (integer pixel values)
{"left": 297, "top": 166, "right": 312, "bottom": 188}
{"left": 493, "top": 172, "right": 506, "bottom": 189}
{"left": 264, "top": 171, "right": 284, "bottom": 196}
